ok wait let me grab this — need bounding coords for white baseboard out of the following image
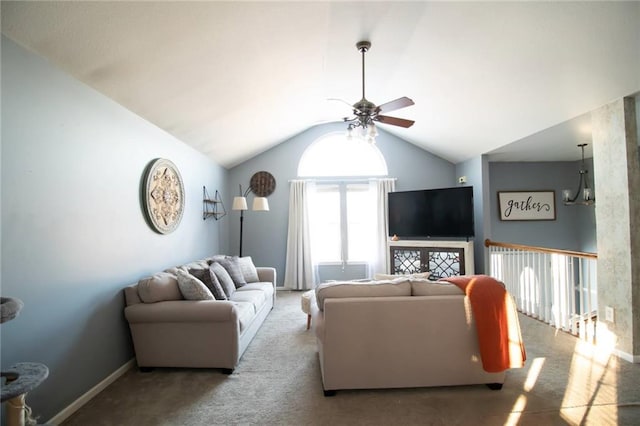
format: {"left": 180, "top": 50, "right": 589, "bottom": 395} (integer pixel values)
{"left": 614, "top": 348, "right": 640, "bottom": 364}
{"left": 47, "top": 358, "right": 135, "bottom": 425}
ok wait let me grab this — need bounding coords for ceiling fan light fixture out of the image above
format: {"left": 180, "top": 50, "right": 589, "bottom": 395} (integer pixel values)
{"left": 367, "top": 123, "right": 378, "bottom": 138}
{"left": 346, "top": 124, "right": 355, "bottom": 140}
{"left": 339, "top": 41, "right": 415, "bottom": 139}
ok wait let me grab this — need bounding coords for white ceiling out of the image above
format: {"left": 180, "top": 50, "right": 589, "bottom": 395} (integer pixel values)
{"left": 2, "top": 2, "right": 639, "bottom": 168}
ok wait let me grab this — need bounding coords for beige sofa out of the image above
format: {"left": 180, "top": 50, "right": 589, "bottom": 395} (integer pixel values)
{"left": 311, "top": 278, "right": 511, "bottom": 395}
{"left": 124, "top": 256, "right": 276, "bottom": 373}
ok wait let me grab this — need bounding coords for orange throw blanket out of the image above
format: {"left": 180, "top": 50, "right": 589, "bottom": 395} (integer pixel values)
{"left": 442, "top": 275, "right": 526, "bottom": 373}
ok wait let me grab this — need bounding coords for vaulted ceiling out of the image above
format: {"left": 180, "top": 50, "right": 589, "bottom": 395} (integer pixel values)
{"left": 2, "top": 2, "right": 638, "bottom": 168}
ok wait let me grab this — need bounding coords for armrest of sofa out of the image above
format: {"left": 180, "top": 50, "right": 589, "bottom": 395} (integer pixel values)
{"left": 256, "top": 267, "right": 276, "bottom": 288}
{"left": 124, "top": 300, "right": 238, "bottom": 324}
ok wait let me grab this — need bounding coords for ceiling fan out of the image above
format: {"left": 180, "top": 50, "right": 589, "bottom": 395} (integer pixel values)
{"left": 338, "top": 40, "right": 415, "bottom": 142}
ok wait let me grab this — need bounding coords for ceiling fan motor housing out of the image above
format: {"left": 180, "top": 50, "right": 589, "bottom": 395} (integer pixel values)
{"left": 353, "top": 99, "right": 376, "bottom": 115}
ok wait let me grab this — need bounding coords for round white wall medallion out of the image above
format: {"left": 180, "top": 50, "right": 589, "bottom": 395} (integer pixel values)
{"left": 143, "top": 158, "right": 185, "bottom": 234}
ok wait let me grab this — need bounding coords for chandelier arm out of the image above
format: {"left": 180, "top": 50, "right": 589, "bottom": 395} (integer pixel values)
{"left": 569, "top": 173, "right": 584, "bottom": 203}
{"left": 583, "top": 171, "right": 591, "bottom": 190}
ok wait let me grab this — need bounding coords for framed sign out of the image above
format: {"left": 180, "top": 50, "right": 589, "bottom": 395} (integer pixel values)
{"left": 498, "top": 191, "right": 556, "bottom": 221}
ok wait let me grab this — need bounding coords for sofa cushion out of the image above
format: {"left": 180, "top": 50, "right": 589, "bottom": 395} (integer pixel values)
{"left": 238, "top": 256, "right": 260, "bottom": 283}
{"left": 210, "top": 262, "right": 237, "bottom": 298}
{"left": 374, "top": 272, "right": 432, "bottom": 281}
{"left": 188, "top": 268, "right": 227, "bottom": 301}
{"left": 237, "top": 282, "right": 274, "bottom": 302}
{"left": 231, "top": 301, "right": 255, "bottom": 333}
{"left": 410, "top": 279, "right": 464, "bottom": 296}
{"left": 218, "top": 256, "right": 247, "bottom": 288}
{"left": 124, "top": 285, "right": 142, "bottom": 305}
{"left": 229, "top": 289, "right": 266, "bottom": 313}
{"left": 137, "top": 272, "right": 183, "bottom": 303}
{"left": 175, "top": 269, "right": 215, "bottom": 300}
{"left": 315, "top": 279, "right": 411, "bottom": 311}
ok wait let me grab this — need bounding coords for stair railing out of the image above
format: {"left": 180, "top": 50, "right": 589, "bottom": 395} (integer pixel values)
{"left": 485, "top": 239, "right": 597, "bottom": 341}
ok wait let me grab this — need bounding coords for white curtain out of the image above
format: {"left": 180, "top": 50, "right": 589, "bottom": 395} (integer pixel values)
{"left": 284, "top": 180, "right": 316, "bottom": 290}
{"left": 368, "top": 178, "right": 396, "bottom": 278}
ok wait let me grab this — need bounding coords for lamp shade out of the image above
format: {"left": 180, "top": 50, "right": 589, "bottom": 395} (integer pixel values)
{"left": 252, "top": 197, "right": 269, "bottom": 211}
{"left": 232, "top": 196, "right": 248, "bottom": 211}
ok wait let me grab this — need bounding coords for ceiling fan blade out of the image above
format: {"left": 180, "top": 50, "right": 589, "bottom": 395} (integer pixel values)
{"left": 375, "top": 96, "right": 415, "bottom": 114}
{"left": 327, "top": 98, "right": 352, "bottom": 108}
{"left": 375, "top": 115, "right": 415, "bottom": 128}
{"left": 327, "top": 98, "right": 364, "bottom": 114}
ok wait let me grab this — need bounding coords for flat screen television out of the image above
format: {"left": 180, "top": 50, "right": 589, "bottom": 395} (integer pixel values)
{"left": 388, "top": 186, "right": 474, "bottom": 239}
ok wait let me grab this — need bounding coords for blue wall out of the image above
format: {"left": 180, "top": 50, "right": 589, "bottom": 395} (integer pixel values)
{"left": 228, "top": 122, "right": 456, "bottom": 284}
{"left": 488, "top": 160, "right": 596, "bottom": 252}
{"left": 456, "top": 155, "right": 491, "bottom": 273}
{"left": 1, "top": 37, "right": 228, "bottom": 421}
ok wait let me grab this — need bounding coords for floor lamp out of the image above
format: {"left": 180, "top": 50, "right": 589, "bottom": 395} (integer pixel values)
{"left": 232, "top": 184, "right": 269, "bottom": 257}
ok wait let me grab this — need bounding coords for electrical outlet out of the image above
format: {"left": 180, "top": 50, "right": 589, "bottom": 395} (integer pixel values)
{"left": 605, "top": 306, "right": 615, "bottom": 323}
{"left": 458, "top": 176, "right": 467, "bottom": 184}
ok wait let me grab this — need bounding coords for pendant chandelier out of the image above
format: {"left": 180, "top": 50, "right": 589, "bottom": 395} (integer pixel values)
{"left": 562, "top": 143, "right": 595, "bottom": 206}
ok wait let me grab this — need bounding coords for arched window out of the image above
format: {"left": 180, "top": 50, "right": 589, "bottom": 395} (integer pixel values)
{"left": 293, "top": 132, "right": 391, "bottom": 272}
{"left": 298, "top": 132, "right": 388, "bottom": 177}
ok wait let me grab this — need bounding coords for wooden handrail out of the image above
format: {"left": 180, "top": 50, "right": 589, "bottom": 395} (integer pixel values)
{"left": 484, "top": 238, "right": 597, "bottom": 260}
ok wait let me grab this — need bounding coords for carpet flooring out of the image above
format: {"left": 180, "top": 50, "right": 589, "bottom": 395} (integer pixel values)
{"left": 61, "top": 290, "right": 640, "bottom": 426}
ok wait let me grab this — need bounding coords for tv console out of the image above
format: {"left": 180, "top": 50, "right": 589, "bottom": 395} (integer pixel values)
{"left": 388, "top": 240, "right": 474, "bottom": 279}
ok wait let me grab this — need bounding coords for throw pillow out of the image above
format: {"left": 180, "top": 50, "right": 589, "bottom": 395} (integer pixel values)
{"left": 137, "top": 272, "right": 183, "bottom": 303}
{"left": 218, "top": 256, "right": 247, "bottom": 288}
{"left": 175, "top": 269, "right": 214, "bottom": 301}
{"left": 205, "top": 254, "right": 227, "bottom": 265}
{"left": 181, "top": 260, "right": 209, "bottom": 270}
{"left": 189, "top": 268, "right": 227, "bottom": 301}
{"left": 207, "top": 268, "right": 228, "bottom": 300}
{"left": 237, "top": 256, "right": 260, "bottom": 283}
{"left": 210, "top": 262, "right": 237, "bottom": 298}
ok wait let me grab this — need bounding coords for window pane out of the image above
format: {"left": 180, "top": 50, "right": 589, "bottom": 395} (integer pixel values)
{"left": 298, "top": 132, "right": 388, "bottom": 177}
{"left": 309, "top": 186, "right": 341, "bottom": 262}
{"left": 346, "top": 185, "right": 375, "bottom": 261}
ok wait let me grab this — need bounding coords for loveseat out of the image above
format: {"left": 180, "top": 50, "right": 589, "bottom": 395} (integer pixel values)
{"left": 311, "top": 275, "right": 524, "bottom": 395}
{"left": 124, "top": 255, "right": 276, "bottom": 373}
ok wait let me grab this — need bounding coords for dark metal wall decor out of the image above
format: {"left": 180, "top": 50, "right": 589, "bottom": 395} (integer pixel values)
{"left": 249, "top": 171, "right": 276, "bottom": 197}
{"left": 203, "top": 186, "right": 226, "bottom": 220}
{"left": 143, "top": 158, "right": 185, "bottom": 234}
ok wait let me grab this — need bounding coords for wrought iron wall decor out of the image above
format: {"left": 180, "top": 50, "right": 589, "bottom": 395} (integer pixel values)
{"left": 203, "top": 186, "right": 226, "bottom": 220}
